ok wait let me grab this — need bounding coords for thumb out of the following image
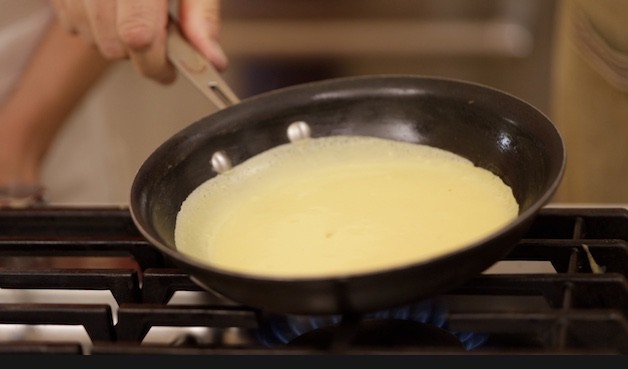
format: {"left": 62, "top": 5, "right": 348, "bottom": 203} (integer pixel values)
{"left": 178, "top": 0, "right": 228, "bottom": 71}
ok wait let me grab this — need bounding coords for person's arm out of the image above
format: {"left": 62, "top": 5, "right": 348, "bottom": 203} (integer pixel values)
{"left": 0, "top": 19, "right": 110, "bottom": 205}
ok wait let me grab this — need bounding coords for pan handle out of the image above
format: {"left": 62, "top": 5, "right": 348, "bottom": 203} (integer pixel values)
{"left": 166, "top": 21, "right": 240, "bottom": 111}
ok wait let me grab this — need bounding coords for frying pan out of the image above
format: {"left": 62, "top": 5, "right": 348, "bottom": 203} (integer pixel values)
{"left": 129, "top": 25, "right": 566, "bottom": 315}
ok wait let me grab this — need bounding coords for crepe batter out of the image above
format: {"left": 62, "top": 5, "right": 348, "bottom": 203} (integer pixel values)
{"left": 175, "top": 135, "right": 519, "bottom": 278}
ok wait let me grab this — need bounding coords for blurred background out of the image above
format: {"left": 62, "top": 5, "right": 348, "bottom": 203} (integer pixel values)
{"left": 36, "top": 0, "right": 559, "bottom": 206}
{"left": 221, "top": 0, "right": 556, "bottom": 110}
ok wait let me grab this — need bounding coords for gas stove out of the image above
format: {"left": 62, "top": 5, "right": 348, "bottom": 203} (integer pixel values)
{"left": 0, "top": 206, "right": 626, "bottom": 355}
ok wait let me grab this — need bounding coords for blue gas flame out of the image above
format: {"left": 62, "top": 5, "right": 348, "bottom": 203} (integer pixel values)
{"left": 255, "top": 300, "right": 488, "bottom": 351}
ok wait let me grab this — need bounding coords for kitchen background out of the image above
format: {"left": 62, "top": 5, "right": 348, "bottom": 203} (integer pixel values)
{"left": 40, "top": 0, "right": 558, "bottom": 206}
{"left": 221, "top": 0, "right": 557, "bottom": 111}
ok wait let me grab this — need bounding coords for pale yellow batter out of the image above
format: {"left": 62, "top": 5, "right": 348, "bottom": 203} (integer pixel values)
{"left": 175, "top": 135, "right": 519, "bottom": 278}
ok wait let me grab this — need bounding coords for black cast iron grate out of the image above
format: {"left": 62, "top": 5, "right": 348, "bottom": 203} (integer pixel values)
{"left": 0, "top": 206, "right": 627, "bottom": 354}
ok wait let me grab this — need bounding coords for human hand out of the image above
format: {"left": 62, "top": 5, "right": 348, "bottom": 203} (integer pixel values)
{"left": 49, "top": 0, "right": 228, "bottom": 84}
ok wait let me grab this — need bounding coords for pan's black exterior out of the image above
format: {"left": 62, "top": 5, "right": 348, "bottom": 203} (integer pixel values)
{"left": 130, "top": 75, "right": 565, "bottom": 315}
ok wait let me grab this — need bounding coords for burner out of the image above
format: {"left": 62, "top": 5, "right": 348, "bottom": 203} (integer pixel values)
{"left": 254, "top": 300, "right": 488, "bottom": 352}
{"left": 288, "top": 318, "right": 466, "bottom": 351}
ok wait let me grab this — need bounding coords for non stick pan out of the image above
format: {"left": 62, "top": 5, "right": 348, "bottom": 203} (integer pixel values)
{"left": 129, "top": 26, "right": 565, "bottom": 315}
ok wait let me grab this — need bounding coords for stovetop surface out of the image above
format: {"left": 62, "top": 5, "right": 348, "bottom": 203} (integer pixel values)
{"left": 0, "top": 206, "right": 627, "bottom": 355}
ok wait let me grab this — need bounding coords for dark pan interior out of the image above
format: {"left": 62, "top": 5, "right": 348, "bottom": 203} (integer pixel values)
{"left": 130, "top": 75, "right": 565, "bottom": 315}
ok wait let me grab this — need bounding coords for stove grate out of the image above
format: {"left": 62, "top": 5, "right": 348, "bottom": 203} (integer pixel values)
{"left": 0, "top": 206, "right": 626, "bottom": 354}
